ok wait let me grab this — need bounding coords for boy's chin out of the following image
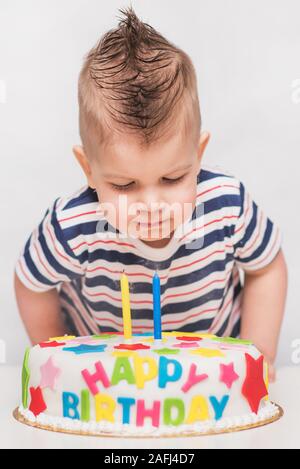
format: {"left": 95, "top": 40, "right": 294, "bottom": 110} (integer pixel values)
{"left": 138, "top": 229, "right": 175, "bottom": 247}
{"left": 139, "top": 235, "right": 173, "bottom": 248}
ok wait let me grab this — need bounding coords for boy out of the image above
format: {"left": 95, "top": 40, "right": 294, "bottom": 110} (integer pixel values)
{"left": 14, "top": 7, "right": 287, "bottom": 381}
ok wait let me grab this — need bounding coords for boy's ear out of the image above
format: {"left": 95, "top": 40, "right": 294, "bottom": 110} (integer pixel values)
{"left": 197, "top": 131, "right": 210, "bottom": 168}
{"left": 72, "top": 145, "right": 96, "bottom": 189}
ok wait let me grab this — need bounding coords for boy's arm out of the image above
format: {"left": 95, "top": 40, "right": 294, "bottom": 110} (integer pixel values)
{"left": 240, "top": 248, "right": 288, "bottom": 381}
{"left": 14, "top": 272, "right": 69, "bottom": 345}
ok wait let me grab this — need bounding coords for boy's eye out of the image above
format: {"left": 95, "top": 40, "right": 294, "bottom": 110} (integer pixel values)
{"left": 111, "top": 182, "right": 134, "bottom": 191}
{"left": 111, "top": 175, "right": 185, "bottom": 192}
{"left": 162, "top": 175, "right": 185, "bottom": 184}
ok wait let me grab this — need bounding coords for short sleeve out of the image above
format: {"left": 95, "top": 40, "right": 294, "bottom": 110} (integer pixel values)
{"left": 232, "top": 181, "right": 282, "bottom": 271}
{"left": 15, "top": 199, "right": 84, "bottom": 292}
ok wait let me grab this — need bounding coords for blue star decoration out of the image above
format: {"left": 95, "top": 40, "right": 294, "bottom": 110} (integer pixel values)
{"left": 63, "top": 344, "right": 107, "bottom": 355}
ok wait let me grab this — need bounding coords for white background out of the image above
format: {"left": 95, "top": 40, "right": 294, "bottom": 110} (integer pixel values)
{"left": 0, "top": 0, "right": 299, "bottom": 366}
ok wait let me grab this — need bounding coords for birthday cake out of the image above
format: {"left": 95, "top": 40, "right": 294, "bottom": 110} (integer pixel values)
{"left": 16, "top": 332, "right": 282, "bottom": 437}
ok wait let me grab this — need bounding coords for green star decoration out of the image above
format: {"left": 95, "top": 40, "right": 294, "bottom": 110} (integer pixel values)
{"left": 92, "top": 334, "right": 115, "bottom": 340}
{"left": 153, "top": 348, "right": 180, "bottom": 355}
{"left": 211, "top": 337, "right": 253, "bottom": 345}
{"left": 22, "top": 348, "right": 30, "bottom": 408}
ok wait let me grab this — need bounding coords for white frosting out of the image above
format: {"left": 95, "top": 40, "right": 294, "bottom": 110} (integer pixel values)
{"left": 18, "top": 402, "right": 280, "bottom": 436}
{"left": 19, "top": 332, "right": 276, "bottom": 436}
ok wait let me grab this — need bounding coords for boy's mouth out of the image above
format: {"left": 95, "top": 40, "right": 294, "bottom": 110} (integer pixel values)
{"left": 138, "top": 218, "right": 168, "bottom": 229}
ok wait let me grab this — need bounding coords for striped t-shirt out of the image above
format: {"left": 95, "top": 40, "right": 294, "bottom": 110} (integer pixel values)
{"left": 15, "top": 164, "right": 282, "bottom": 337}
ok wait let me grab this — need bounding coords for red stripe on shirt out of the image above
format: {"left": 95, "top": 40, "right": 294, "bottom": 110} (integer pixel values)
{"left": 17, "top": 259, "right": 43, "bottom": 291}
{"left": 180, "top": 215, "right": 239, "bottom": 243}
{"left": 58, "top": 210, "right": 98, "bottom": 223}
{"left": 197, "top": 184, "right": 239, "bottom": 199}
{"left": 72, "top": 239, "right": 136, "bottom": 252}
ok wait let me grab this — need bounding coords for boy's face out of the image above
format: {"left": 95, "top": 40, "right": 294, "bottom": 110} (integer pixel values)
{"left": 73, "top": 131, "right": 209, "bottom": 248}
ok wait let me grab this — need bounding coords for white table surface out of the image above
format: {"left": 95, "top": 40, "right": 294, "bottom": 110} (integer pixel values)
{"left": 1, "top": 365, "right": 299, "bottom": 449}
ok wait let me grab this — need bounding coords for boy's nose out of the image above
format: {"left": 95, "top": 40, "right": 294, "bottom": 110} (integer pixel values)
{"left": 138, "top": 189, "right": 162, "bottom": 208}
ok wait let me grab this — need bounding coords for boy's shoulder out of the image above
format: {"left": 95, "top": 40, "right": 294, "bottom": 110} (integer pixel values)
{"left": 57, "top": 185, "right": 99, "bottom": 211}
{"left": 52, "top": 186, "right": 100, "bottom": 232}
{"left": 194, "top": 165, "right": 246, "bottom": 240}
{"left": 197, "top": 164, "right": 243, "bottom": 207}
{"left": 197, "top": 163, "right": 241, "bottom": 186}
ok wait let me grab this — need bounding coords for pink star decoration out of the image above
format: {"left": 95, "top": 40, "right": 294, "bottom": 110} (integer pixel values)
{"left": 219, "top": 362, "right": 239, "bottom": 389}
{"left": 173, "top": 342, "right": 200, "bottom": 349}
{"left": 40, "top": 357, "right": 61, "bottom": 391}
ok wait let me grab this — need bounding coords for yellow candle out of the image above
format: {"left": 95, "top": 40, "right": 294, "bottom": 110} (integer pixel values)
{"left": 120, "top": 272, "right": 132, "bottom": 339}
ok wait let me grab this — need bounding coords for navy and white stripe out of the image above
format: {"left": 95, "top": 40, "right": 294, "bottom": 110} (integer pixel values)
{"left": 15, "top": 165, "right": 282, "bottom": 337}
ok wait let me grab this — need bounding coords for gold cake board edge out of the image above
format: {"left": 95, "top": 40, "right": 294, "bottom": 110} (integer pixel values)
{"left": 13, "top": 404, "right": 284, "bottom": 439}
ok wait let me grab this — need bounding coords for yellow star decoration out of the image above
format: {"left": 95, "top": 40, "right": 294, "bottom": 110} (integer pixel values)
{"left": 112, "top": 351, "right": 138, "bottom": 358}
{"left": 49, "top": 335, "right": 76, "bottom": 342}
{"left": 143, "top": 337, "right": 168, "bottom": 344}
{"left": 162, "top": 332, "right": 216, "bottom": 339}
{"left": 143, "top": 338, "right": 155, "bottom": 344}
{"left": 191, "top": 348, "right": 225, "bottom": 358}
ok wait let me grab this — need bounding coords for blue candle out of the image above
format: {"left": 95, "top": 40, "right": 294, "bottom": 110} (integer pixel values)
{"left": 153, "top": 271, "right": 162, "bottom": 340}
